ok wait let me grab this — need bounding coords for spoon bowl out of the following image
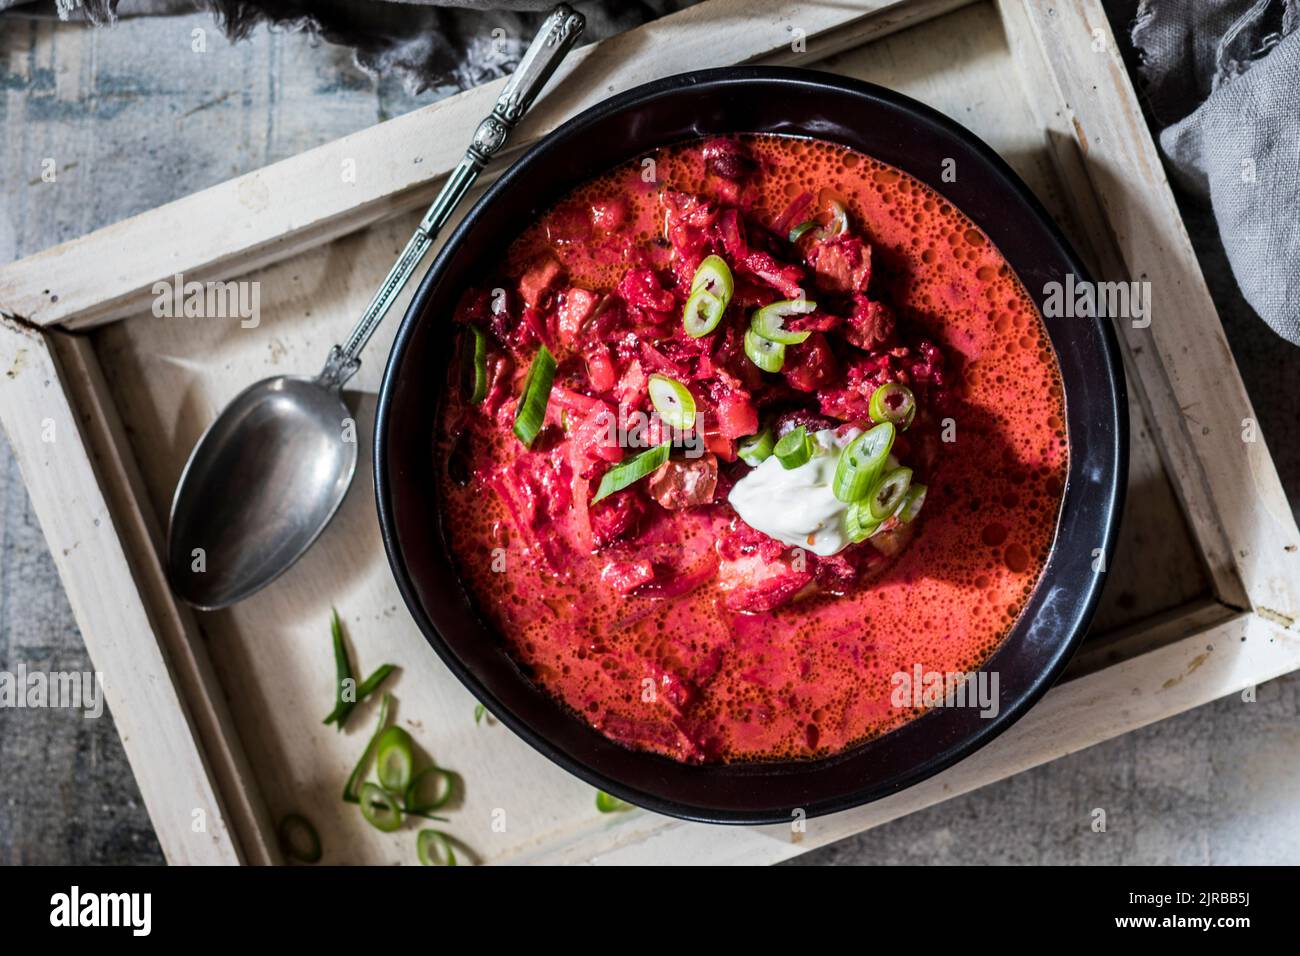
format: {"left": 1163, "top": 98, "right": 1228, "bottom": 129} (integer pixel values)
{"left": 167, "top": 376, "right": 356, "bottom": 610}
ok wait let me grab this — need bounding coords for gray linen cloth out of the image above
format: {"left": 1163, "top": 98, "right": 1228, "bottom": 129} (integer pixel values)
{"left": 1132, "top": 0, "right": 1300, "bottom": 344}
{"left": 1, "top": 0, "right": 696, "bottom": 93}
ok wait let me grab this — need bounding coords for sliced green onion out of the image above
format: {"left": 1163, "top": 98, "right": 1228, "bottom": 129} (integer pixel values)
{"left": 750, "top": 299, "right": 816, "bottom": 344}
{"left": 832, "top": 422, "right": 895, "bottom": 503}
{"left": 375, "top": 725, "right": 415, "bottom": 794}
{"left": 897, "top": 483, "right": 928, "bottom": 523}
{"left": 844, "top": 499, "right": 882, "bottom": 544}
{"left": 323, "top": 608, "right": 354, "bottom": 730}
{"left": 416, "top": 829, "right": 458, "bottom": 866}
{"left": 277, "top": 814, "right": 322, "bottom": 864}
{"left": 512, "top": 344, "right": 556, "bottom": 447}
{"left": 342, "top": 691, "right": 391, "bottom": 803}
{"left": 744, "top": 327, "right": 786, "bottom": 372}
{"left": 358, "top": 782, "right": 403, "bottom": 832}
{"left": 682, "top": 287, "right": 726, "bottom": 338}
{"left": 789, "top": 220, "right": 816, "bottom": 242}
{"left": 473, "top": 702, "right": 487, "bottom": 725}
{"left": 591, "top": 441, "right": 671, "bottom": 503}
{"left": 595, "top": 790, "right": 634, "bottom": 813}
{"left": 406, "top": 767, "right": 456, "bottom": 813}
{"left": 820, "top": 199, "right": 850, "bottom": 239}
{"left": 774, "top": 425, "right": 813, "bottom": 470}
{"left": 737, "top": 428, "right": 774, "bottom": 466}
{"left": 690, "top": 254, "right": 734, "bottom": 307}
{"left": 868, "top": 466, "right": 913, "bottom": 520}
{"left": 869, "top": 382, "right": 917, "bottom": 429}
{"left": 459, "top": 323, "right": 488, "bottom": 405}
{"left": 648, "top": 374, "right": 696, "bottom": 430}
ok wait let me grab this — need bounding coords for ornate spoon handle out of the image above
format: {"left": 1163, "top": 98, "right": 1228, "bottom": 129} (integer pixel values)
{"left": 319, "top": 3, "right": 585, "bottom": 389}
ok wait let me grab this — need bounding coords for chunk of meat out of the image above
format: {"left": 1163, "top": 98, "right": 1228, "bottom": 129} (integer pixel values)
{"left": 717, "top": 550, "right": 814, "bottom": 613}
{"left": 556, "top": 287, "right": 600, "bottom": 347}
{"left": 646, "top": 454, "right": 719, "bottom": 510}
{"left": 808, "top": 236, "right": 872, "bottom": 294}
{"left": 601, "top": 559, "right": 655, "bottom": 594}
{"left": 518, "top": 256, "right": 565, "bottom": 309}
{"left": 844, "top": 296, "right": 896, "bottom": 351}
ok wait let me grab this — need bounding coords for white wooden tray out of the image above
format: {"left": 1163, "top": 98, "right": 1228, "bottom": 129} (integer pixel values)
{"left": 2, "top": 0, "right": 1297, "bottom": 865}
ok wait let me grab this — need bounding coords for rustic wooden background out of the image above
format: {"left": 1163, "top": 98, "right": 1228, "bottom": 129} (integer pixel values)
{"left": 1, "top": 2, "right": 1298, "bottom": 864}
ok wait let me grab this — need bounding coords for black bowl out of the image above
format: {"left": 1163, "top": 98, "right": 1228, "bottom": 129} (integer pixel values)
{"left": 374, "top": 67, "right": 1127, "bottom": 824}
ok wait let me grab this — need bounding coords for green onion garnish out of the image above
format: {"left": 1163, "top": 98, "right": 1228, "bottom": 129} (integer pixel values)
{"left": 322, "top": 611, "right": 396, "bottom": 730}
{"left": 744, "top": 327, "right": 786, "bottom": 372}
{"left": 648, "top": 374, "right": 697, "bottom": 431}
{"left": 473, "top": 702, "right": 487, "bottom": 725}
{"left": 343, "top": 691, "right": 391, "bottom": 804}
{"left": 359, "top": 782, "right": 403, "bottom": 832}
{"left": 821, "top": 199, "right": 850, "bottom": 238}
{"left": 416, "top": 829, "right": 458, "bottom": 866}
{"left": 459, "top": 323, "right": 488, "bottom": 405}
{"left": 512, "top": 344, "right": 556, "bottom": 447}
{"left": 375, "top": 725, "right": 415, "bottom": 794}
{"left": 774, "top": 425, "right": 813, "bottom": 469}
{"left": 406, "top": 767, "right": 456, "bottom": 813}
{"left": 788, "top": 220, "right": 816, "bottom": 242}
{"left": 869, "top": 382, "right": 917, "bottom": 429}
{"left": 277, "top": 813, "right": 322, "bottom": 864}
{"left": 690, "top": 254, "right": 734, "bottom": 308}
{"left": 751, "top": 299, "right": 816, "bottom": 345}
{"left": 897, "top": 483, "right": 927, "bottom": 523}
{"left": 591, "top": 441, "right": 671, "bottom": 503}
{"left": 324, "top": 608, "right": 354, "bottom": 730}
{"left": 682, "top": 286, "right": 727, "bottom": 338}
{"left": 737, "top": 428, "right": 775, "bottom": 466}
{"left": 832, "top": 422, "right": 895, "bottom": 503}
{"left": 868, "top": 466, "right": 913, "bottom": 520}
{"left": 844, "top": 499, "right": 882, "bottom": 543}
{"left": 595, "top": 790, "right": 634, "bottom": 813}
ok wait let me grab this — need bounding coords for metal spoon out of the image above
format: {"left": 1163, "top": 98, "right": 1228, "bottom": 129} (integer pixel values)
{"left": 167, "top": 4, "right": 585, "bottom": 609}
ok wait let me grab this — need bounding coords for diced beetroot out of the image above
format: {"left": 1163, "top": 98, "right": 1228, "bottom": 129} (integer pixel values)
{"left": 613, "top": 359, "right": 648, "bottom": 411}
{"left": 481, "top": 353, "right": 515, "bottom": 418}
{"left": 556, "top": 288, "right": 600, "bottom": 347}
{"left": 519, "top": 256, "right": 565, "bottom": 309}
{"left": 844, "top": 296, "right": 896, "bottom": 351}
{"left": 589, "top": 490, "right": 646, "bottom": 549}
{"left": 701, "top": 137, "right": 755, "bottom": 180}
{"left": 771, "top": 407, "right": 837, "bottom": 439}
{"left": 590, "top": 197, "right": 628, "bottom": 233}
{"left": 647, "top": 454, "right": 718, "bottom": 510}
{"left": 818, "top": 352, "right": 904, "bottom": 422}
{"left": 783, "top": 332, "right": 839, "bottom": 392}
{"left": 772, "top": 190, "right": 814, "bottom": 237}
{"left": 716, "top": 518, "right": 787, "bottom": 563}
{"left": 567, "top": 405, "right": 622, "bottom": 479}
{"left": 809, "top": 235, "right": 872, "bottom": 294}
{"left": 584, "top": 344, "right": 617, "bottom": 393}
{"left": 617, "top": 267, "right": 677, "bottom": 315}
{"left": 601, "top": 558, "right": 655, "bottom": 594}
{"left": 713, "top": 389, "right": 758, "bottom": 439}
{"left": 785, "top": 309, "right": 842, "bottom": 334}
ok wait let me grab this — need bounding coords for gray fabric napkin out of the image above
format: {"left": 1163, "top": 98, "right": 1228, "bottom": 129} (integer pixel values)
{"left": 3, "top": 0, "right": 696, "bottom": 94}
{"left": 1133, "top": 0, "right": 1300, "bottom": 345}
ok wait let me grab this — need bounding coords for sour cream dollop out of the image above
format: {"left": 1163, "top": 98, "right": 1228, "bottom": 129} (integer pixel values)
{"left": 728, "top": 428, "right": 859, "bottom": 557}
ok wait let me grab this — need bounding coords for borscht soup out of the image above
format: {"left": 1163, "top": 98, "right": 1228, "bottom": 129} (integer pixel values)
{"left": 436, "top": 133, "right": 1067, "bottom": 764}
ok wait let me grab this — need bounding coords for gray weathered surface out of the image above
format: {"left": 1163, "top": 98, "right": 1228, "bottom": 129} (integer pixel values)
{"left": 1, "top": 7, "right": 1297, "bottom": 865}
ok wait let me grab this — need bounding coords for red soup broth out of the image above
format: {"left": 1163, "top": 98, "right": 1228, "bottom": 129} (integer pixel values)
{"left": 436, "top": 134, "right": 1067, "bottom": 764}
